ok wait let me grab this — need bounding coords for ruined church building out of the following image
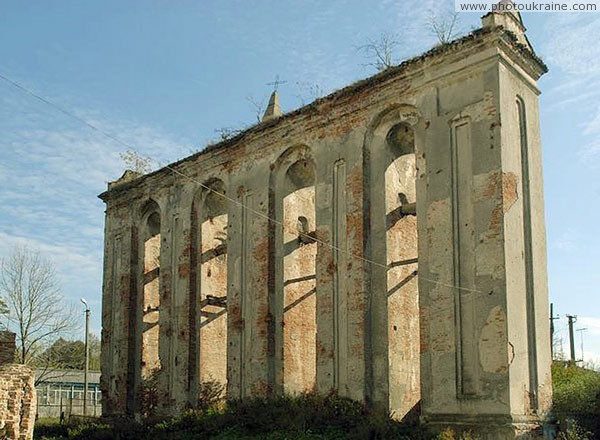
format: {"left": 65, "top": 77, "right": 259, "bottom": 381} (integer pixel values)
{"left": 100, "top": 10, "right": 552, "bottom": 438}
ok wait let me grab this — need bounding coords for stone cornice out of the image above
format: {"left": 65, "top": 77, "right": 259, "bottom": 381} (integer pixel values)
{"left": 99, "top": 25, "right": 546, "bottom": 203}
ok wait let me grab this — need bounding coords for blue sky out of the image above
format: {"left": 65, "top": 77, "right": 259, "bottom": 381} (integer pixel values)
{"left": 0, "top": 1, "right": 598, "bottom": 365}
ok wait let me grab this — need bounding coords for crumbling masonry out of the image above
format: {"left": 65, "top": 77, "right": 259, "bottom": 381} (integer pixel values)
{"left": 100, "top": 10, "right": 552, "bottom": 438}
{"left": 0, "top": 332, "right": 36, "bottom": 440}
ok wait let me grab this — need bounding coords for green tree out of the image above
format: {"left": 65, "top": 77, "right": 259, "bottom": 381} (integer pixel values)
{"left": 34, "top": 334, "right": 101, "bottom": 371}
{"left": 36, "top": 338, "right": 84, "bottom": 369}
{"left": 552, "top": 361, "right": 600, "bottom": 436}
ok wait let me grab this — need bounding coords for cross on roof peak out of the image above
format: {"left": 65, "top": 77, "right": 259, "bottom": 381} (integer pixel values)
{"left": 266, "top": 75, "right": 287, "bottom": 92}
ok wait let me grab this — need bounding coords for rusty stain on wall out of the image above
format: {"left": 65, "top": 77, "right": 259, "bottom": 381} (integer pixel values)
{"left": 99, "top": 12, "right": 553, "bottom": 438}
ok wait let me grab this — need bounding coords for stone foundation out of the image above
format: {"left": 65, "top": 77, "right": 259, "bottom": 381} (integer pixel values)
{"left": 425, "top": 415, "right": 555, "bottom": 440}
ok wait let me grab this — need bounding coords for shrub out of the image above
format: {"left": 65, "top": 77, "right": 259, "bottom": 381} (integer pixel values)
{"left": 33, "top": 417, "right": 68, "bottom": 439}
{"left": 557, "top": 418, "right": 593, "bottom": 440}
{"left": 434, "top": 428, "right": 480, "bottom": 440}
{"left": 552, "top": 361, "right": 600, "bottom": 437}
{"left": 142, "top": 391, "right": 432, "bottom": 439}
{"left": 139, "top": 368, "right": 160, "bottom": 419}
{"left": 66, "top": 420, "right": 112, "bottom": 440}
{"left": 197, "top": 378, "right": 226, "bottom": 411}
{"left": 32, "top": 393, "right": 436, "bottom": 439}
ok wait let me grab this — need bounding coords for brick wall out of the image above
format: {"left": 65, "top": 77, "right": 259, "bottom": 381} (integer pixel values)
{"left": 0, "top": 332, "right": 36, "bottom": 440}
{"left": 0, "top": 332, "right": 16, "bottom": 365}
{"left": 0, "top": 364, "right": 36, "bottom": 440}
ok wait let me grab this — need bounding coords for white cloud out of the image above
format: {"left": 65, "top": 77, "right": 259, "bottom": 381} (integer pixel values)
{"left": 569, "top": 317, "right": 600, "bottom": 366}
{"left": 584, "top": 107, "right": 600, "bottom": 136}
{"left": 578, "top": 317, "right": 600, "bottom": 335}
{"left": 544, "top": 86, "right": 600, "bottom": 111}
{"left": 553, "top": 228, "right": 578, "bottom": 251}
{"left": 552, "top": 318, "right": 600, "bottom": 367}
{"left": 0, "top": 231, "right": 102, "bottom": 319}
{"left": 544, "top": 14, "right": 600, "bottom": 77}
{"left": 0, "top": 86, "right": 191, "bottom": 311}
{"left": 579, "top": 137, "right": 600, "bottom": 166}
{"left": 542, "top": 13, "right": 600, "bottom": 169}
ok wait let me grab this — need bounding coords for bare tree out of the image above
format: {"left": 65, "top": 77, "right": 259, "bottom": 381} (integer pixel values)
{"left": 357, "top": 32, "right": 401, "bottom": 72}
{"left": 246, "top": 94, "right": 269, "bottom": 123}
{"left": 294, "top": 81, "right": 325, "bottom": 106}
{"left": 119, "top": 149, "right": 155, "bottom": 174}
{"left": 0, "top": 247, "right": 76, "bottom": 369}
{"left": 427, "top": 9, "right": 461, "bottom": 45}
{"left": 553, "top": 333, "right": 566, "bottom": 362}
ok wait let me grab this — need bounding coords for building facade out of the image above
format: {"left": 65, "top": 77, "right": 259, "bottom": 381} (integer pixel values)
{"left": 100, "top": 10, "right": 552, "bottom": 438}
{"left": 35, "top": 370, "right": 102, "bottom": 418}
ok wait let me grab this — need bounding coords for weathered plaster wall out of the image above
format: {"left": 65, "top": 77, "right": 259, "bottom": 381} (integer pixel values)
{"left": 416, "top": 61, "right": 516, "bottom": 418}
{"left": 386, "top": 148, "right": 419, "bottom": 419}
{"left": 141, "top": 209, "right": 161, "bottom": 380}
{"left": 498, "top": 60, "right": 552, "bottom": 416}
{"left": 100, "top": 208, "right": 125, "bottom": 412}
{"left": 199, "top": 188, "right": 228, "bottom": 388}
{"left": 283, "top": 185, "right": 317, "bottom": 394}
{"left": 414, "top": 24, "right": 550, "bottom": 438}
{"left": 100, "top": 18, "right": 551, "bottom": 437}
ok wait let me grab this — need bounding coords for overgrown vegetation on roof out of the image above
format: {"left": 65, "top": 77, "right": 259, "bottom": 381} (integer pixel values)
{"left": 102, "top": 24, "right": 546, "bottom": 200}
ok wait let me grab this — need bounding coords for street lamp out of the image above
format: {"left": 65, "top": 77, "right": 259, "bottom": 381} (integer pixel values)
{"left": 80, "top": 298, "right": 90, "bottom": 417}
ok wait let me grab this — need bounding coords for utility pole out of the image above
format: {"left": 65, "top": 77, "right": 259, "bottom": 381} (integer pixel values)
{"left": 550, "top": 303, "right": 560, "bottom": 360}
{"left": 577, "top": 327, "right": 588, "bottom": 364}
{"left": 80, "top": 298, "right": 90, "bottom": 417}
{"left": 566, "top": 314, "right": 577, "bottom": 364}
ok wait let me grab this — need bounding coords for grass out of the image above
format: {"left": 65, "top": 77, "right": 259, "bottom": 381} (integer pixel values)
{"left": 34, "top": 392, "right": 432, "bottom": 440}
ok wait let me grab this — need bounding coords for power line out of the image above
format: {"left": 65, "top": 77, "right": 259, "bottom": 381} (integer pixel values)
{"left": 576, "top": 327, "right": 587, "bottom": 363}
{"left": 0, "top": 72, "right": 133, "bottom": 151}
{"left": 0, "top": 70, "right": 485, "bottom": 296}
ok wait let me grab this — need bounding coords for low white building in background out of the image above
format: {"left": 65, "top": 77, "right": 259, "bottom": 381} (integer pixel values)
{"left": 35, "top": 369, "right": 102, "bottom": 418}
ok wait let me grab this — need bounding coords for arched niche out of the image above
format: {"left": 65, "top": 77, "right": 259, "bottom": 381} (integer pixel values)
{"left": 364, "top": 105, "right": 422, "bottom": 419}
{"left": 384, "top": 121, "right": 419, "bottom": 420}
{"left": 270, "top": 145, "right": 318, "bottom": 394}
{"left": 517, "top": 95, "right": 538, "bottom": 409}
{"left": 192, "top": 179, "right": 229, "bottom": 393}
{"left": 139, "top": 200, "right": 162, "bottom": 384}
